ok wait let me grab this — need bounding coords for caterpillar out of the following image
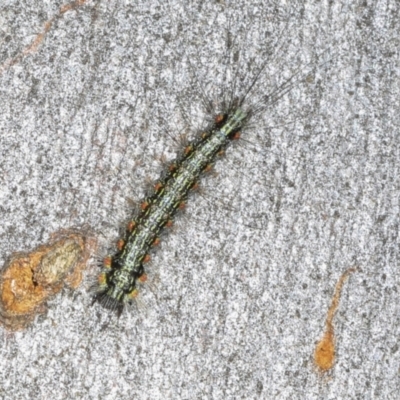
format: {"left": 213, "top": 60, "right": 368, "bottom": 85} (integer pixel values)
{"left": 94, "top": 107, "right": 248, "bottom": 313}
{"left": 92, "top": 2, "right": 329, "bottom": 314}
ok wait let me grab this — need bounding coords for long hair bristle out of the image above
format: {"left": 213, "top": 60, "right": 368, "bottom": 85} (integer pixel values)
{"left": 93, "top": 292, "right": 124, "bottom": 317}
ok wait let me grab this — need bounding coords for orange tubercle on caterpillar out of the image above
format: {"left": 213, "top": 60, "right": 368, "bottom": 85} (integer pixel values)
{"left": 232, "top": 132, "right": 241, "bottom": 140}
{"left": 169, "top": 163, "right": 177, "bottom": 172}
{"left": 117, "top": 239, "right": 125, "bottom": 251}
{"left": 127, "top": 221, "right": 136, "bottom": 232}
{"left": 103, "top": 256, "right": 112, "bottom": 268}
{"left": 184, "top": 145, "right": 193, "bottom": 155}
{"left": 215, "top": 114, "right": 225, "bottom": 124}
{"left": 217, "top": 149, "right": 225, "bottom": 157}
{"left": 127, "top": 289, "right": 139, "bottom": 300}
{"left": 141, "top": 201, "right": 150, "bottom": 211}
{"left": 191, "top": 181, "right": 199, "bottom": 190}
{"left": 154, "top": 182, "right": 164, "bottom": 192}
{"left": 98, "top": 272, "right": 107, "bottom": 286}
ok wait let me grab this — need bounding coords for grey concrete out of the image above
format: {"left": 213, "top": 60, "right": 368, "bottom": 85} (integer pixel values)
{"left": 0, "top": 0, "right": 399, "bottom": 399}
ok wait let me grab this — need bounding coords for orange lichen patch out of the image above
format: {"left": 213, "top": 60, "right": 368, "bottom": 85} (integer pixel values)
{"left": 33, "top": 238, "right": 83, "bottom": 288}
{"left": 143, "top": 254, "right": 151, "bottom": 263}
{"left": 152, "top": 237, "right": 160, "bottom": 246}
{"left": 314, "top": 267, "right": 357, "bottom": 372}
{"left": 138, "top": 274, "right": 148, "bottom": 283}
{"left": 1, "top": 257, "right": 48, "bottom": 315}
{"left": 0, "top": 231, "right": 95, "bottom": 331}
{"left": 0, "top": 0, "right": 89, "bottom": 75}
{"left": 117, "top": 239, "right": 125, "bottom": 251}
{"left": 314, "top": 330, "right": 335, "bottom": 372}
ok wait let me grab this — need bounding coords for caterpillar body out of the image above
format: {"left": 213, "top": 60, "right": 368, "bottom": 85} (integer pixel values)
{"left": 94, "top": 108, "right": 248, "bottom": 313}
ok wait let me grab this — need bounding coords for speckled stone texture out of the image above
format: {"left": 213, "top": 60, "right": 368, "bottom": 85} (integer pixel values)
{"left": 0, "top": 1, "right": 399, "bottom": 399}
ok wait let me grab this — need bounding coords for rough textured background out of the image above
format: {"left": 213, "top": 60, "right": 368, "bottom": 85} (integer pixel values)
{"left": 0, "top": 0, "right": 399, "bottom": 399}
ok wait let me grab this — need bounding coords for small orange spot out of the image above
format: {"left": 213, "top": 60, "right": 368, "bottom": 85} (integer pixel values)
{"left": 143, "top": 254, "right": 151, "bottom": 263}
{"left": 204, "top": 164, "right": 213, "bottom": 172}
{"left": 314, "top": 267, "right": 357, "bottom": 372}
{"left": 314, "top": 331, "right": 335, "bottom": 371}
{"left": 128, "top": 289, "right": 139, "bottom": 299}
{"left": 154, "top": 182, "right": 163, "bottom": 191}
{"left": 103, "top": 256, "right": 112, "bottom": 268}
{"left": 117, "top": 239, "right": 125, "bottom": 250}
{"left": 152, "top": 237, "right": 160, "bottom": 246}
{"left": 98, "top": 273, "right": 107, "bottom": 286}
{"left": 169, "top": 163, "right": 177, "bottom": 172}
{"left": 192, "top": 182, "right": 199, "bottom": 190}
{"left": 232, "top": 132, "right": 241, "bottom": 140}
{"left": 127, "top": 221, "right": 136, "bottom": 232}
{"left": 141, "top": 201, "right": 150, "bottom": 211}
{"left": 179, "top": 202, "right": 186, "bottom": 209}
{"left": 166, "top": 220, "right": 173, "bottom": 228}
{"left": 184, "top": 145, "right": 193, "bottom": 155}
{"left": 215, "top": 114, "right": 224, "bottom": 124}
{"left": 138, "top": 274, "right": 148, "bottom": 283}
{"left": 217, "top": 150, "right": 225, "bottom": 156}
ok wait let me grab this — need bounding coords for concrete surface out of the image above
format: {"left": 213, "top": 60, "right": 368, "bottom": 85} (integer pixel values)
{"left": 0, "top": 0, "right": 399, "bottom": 399}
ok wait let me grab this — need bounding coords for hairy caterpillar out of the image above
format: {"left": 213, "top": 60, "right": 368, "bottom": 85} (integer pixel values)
{"left": 92, "top": 2, "right": 330, "bottom": 314}
{"left": 94, "top": 108, "right": 248, "bottom": 312}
